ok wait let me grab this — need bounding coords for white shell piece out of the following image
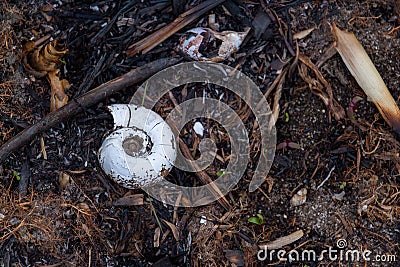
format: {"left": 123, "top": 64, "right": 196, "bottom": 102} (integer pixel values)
{"left": 213, "top": 29, "right": 250, "bottom": 61}
{"left": 107, "top": 104, "right": 162, "bottom": 132}
{"left": 200, "top": 216, "right": 207, "bottom": 225}
{"left": 290, "top": 188, "right": 307, "bottom": 207}
{"left": 193, "top": 121, "right": 204, "bottom": 136}
{"left": 178, "top": 27, "right": 250, "bottom": 62}
{"left": 178, "top": 28, "right": 208, "bottom": 61}
{"left": 98, "top": 104, "right": 177, "bottom": 189}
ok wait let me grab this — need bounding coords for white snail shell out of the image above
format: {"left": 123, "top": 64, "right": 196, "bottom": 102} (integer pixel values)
{"left": 98, "top": 104, "right": 176, "bottom": 189}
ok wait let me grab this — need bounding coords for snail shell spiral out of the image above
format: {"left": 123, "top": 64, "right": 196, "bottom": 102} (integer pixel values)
{"left": 98, "top": 104, "right": 176, "bottom": 189}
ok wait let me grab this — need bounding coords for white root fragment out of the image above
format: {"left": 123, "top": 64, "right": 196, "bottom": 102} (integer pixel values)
{"left": 332, "top": 23, "right": 400, "bottom": 134}
{"left": 98, "top": 104, "right": 177, "bottom": 189}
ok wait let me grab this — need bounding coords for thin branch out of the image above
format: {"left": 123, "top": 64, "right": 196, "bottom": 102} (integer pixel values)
{"left": 0, "top": 57, "right": 181, "bottom": 163}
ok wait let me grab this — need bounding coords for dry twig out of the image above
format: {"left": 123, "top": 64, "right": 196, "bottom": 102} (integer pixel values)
{"left": 0, "top": 57, "right": 181, "bottom": 163}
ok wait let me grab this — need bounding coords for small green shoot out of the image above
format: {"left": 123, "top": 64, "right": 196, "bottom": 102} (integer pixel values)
{"left": 248, "top": 214, "right": 264, "bottom": 225}
{"left": 339, "top": 181, "right": 347, "bottom": 190}
{"left": 285, "top": 112, "right": 290, "bottom": 122}
{"left": 216, "top": 170, "right": 231, "bottom": 177}
{"left": 13, "top": 170, "right": 21, "bottom": 181}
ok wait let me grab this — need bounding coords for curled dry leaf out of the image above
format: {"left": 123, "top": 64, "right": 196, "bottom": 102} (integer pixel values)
{"left": 22, "top": 39, "right": 67, "bottom": 77}
{"left": 332, "top": 23, "right": 400, "bottom": 135}
{"left": 178, "top": 27, "right": 250, "bottom": 62}
{"left": 22, "top": 39, "right": 70, "bottom": 112}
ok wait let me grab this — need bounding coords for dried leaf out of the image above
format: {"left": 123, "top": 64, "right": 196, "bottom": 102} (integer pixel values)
{"left": 212, "top": 28, "right": 250, "bottom": 62}
{"left": 22, "top": 39, "right": 69, "bottom": 112}
{"left": 252, "top": 9, "right": 272, "bottom": 40}
{"left": 58, "top": 171, "right": 72, "bottom": 189}
{"left": 163, "top": 219, "right": 179, "bottom": 241}
{"left": 40, "top": 137, "right": 47, "bottom": 160}
{"left": 48, "top": 70, "right": 69, "bottom": 112}
{"left": 178, "top": 28, "right": 208, "bottom": 61}
{"left": 23, "top": 40, "right": 67, "bottom": 77}
{"left": 332, "top": 23, "right": 400, "bottom": 134}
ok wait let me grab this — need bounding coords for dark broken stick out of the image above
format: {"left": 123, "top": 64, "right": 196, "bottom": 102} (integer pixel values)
{"left": 0, "top": 57, "right": 181, "bottom": 163}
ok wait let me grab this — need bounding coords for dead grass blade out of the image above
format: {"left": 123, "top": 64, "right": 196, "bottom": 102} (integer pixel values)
{"left": 332, "top": 23, "right": 400, "bottom": 135}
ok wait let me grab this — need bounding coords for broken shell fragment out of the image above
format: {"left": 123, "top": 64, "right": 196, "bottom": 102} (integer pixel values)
{"left": 178, "top": 27, "right": 250, "bottom": 62}
{"left": 98, "top": 104, "right": 177, "bottom": 189}
{"left": 290, "top": 188, "right": 307, "bottom": 207}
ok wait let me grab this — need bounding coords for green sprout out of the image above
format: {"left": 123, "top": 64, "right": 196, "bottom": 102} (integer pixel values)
{"left": 248, "top": 214, "right": 264, "bottom": 225}
{"left": 216, "top": 170, "right": 231, "bottom": 177}
{"left": 339, "top": 181, "right": 347, "bottom": 189}
{"left": 285, "top": 112, "right": 290, "bottom": 122}
{"left": 13, "top": 170, "right": 21, "bottom": 181}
